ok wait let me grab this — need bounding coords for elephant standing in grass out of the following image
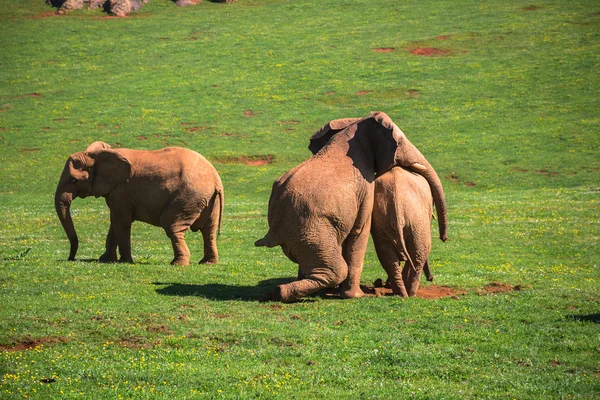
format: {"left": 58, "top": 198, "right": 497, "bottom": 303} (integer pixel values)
{"left": 255, "top": 112, "right": 447, "bottom": 302}
{"left": 309, "top": 119, "right": 447, "bottom": 297}
{"left": 55, "top": 142, "right": 224, "bottom": 266}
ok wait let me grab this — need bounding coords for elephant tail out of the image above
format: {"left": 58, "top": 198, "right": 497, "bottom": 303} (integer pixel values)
{"left": 423, "top": 259, "right": 434, "bottom": 282}
{"left": 216, "top": 187, "right": 224, "bottom": 236}
{"left": 394, "top": 227, "right": 418, "bottom": 275}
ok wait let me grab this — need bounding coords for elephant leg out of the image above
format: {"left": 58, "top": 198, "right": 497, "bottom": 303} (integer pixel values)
{"left": 99, "top": 224, "right": 118, "bottom": 263}
{"left": 275, "top": 246, "right": 348, "bottom": 303}
{"left": 373, "top": 237, "right": 408, "bottom": 297}
{"left": 402, "top": 228, "right": 431, "bottom": 296}
{"left": 338, "top": 224, "right": 371, "bottom": 299}
{"left": 197, "top": 208, "right": 219, "bottom": 265}
{"left": 165, "top": 227, "right": 191, "bottom": 266}
{"left": 111, "top": 217, "right": 133, "bottom": 263}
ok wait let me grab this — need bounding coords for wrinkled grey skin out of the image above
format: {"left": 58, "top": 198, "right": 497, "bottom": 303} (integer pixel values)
{"left": 55, "top": 142, "right": 224, "bottom": 266}
{"left": 308, "top": 118, "right": 447, "bottom": 297}
{"left": 255, "top": 112, "right": 446, "bottom": 302}
{"left": 49, "top": 0, "right": 147, "bottom": 15}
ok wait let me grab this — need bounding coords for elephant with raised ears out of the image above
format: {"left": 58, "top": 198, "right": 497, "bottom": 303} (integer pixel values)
{"left": 55, "top": 141, "right": 224, "bottom": 266}
{"left": 255, "top": 112, "right": 446, "bottom": 302}
{"left": 307, "top": 119, "right": 447, "bottom": 297}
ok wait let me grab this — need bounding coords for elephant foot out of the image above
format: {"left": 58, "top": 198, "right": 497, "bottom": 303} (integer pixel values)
{"left": 339, "top": 287, "right": 364, "bottom": 299}
{"left": 99, "top": 252, "right": 118, "bottom": 263}
{"left": 199, "top": 256, "right": 218, "bottom": 265}
{"left": 170, "top": 258, "right": 190, "bottom": 266}
{"left": 118, "top": 257, "right": 134, "bottom": 264}
{"left": 274, "top": 285, "right": 297, "bottom": 303}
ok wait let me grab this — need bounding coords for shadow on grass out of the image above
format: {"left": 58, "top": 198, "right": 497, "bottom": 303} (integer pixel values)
{"left": 153, "top": 277, "right": 296, "bottom": 301}
{"left": 568, "top": 313, "right": 600, "bottom": 324}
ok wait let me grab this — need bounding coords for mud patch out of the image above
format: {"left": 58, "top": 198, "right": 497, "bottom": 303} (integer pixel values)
{"left": 535, "top": 169, "right": 558, "bottom": 177}
{"left": 356, "top": 90, "right": 371, "bottom": 95}
{"left": 436, "top": 35, "right": 451, "bottom": 40}
{"left": 372, "top": 47, "right": 396, "bottom": 53}
{"left": 0, "top": 336, "right": 67, "bottom": 352}
{"left": 183, "top": 125, "right": 211, "bottom": 133}
{"left": 213, "top": 155, "right": 273, "bottom": 166}
{"left": 478, "top": 282, "right": 524, "bottom": 295}
{"left": 522, "top": 5, "right": 541, "bottom": 11}
{"left": 136, "top": 135, "right": 149, "bottom": 140}
{"left": 243, "top": 110, "right": 256, "bottom": 117}
{"left": 410, "top": 48, "right": 452, "bottom": 57}
{"left": 146, "top": 324, "right": 173, "bottom": 334}
{"left": 447, "top": 172, "right": 476, "bottom": 187}
{"left": 119, "top": 336, "right": 154, "bottom": 349}
{"left": 360, "top": 284, "right": 466, "bottom": 299}
{"left": 27, "top": 12, "right": 61, "bottom": 19}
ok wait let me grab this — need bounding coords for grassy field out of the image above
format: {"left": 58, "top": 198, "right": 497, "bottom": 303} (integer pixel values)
{"left": 1, "top": 0, "right": 599, "bottom": 398}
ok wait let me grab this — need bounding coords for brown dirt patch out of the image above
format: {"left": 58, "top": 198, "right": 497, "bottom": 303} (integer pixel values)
{"left": 119, "top": 336, "right": 153, "bottom": 349}
{"left": 243, "top": 110, "right": 256, "bottom": 117}
{"left": 406, "top": 89, "right": 420, "bottom": 98}
{"left": 19, "top": 147, "right": 41, "bottom": 153}
{"left": 410, "top": 48, "right": 452, "bottom": 57}
{"left": 184, "top": 125, "right": 211, "bottom": 133}
{"left": 447, "top": 172, "right": 475, "bottom": 187}
{"left": 478, "top": 282, "right": 524, "bottom": 295}
{"left": 372, "top": 47, "right": 396, "bottom": 53}
{"left": 535, "top": 169, "right": 558, "bottom": 177}
{"left": 280, "top": 120, "right": 300, "bottom": 125}
{"left": 136, "top": 135, "right": 148, "bottom": 140}
{"left": 356, "top": 90, "right": 371, "bottom": 95}
{"left": 436, "top": 35, "right": 451, "bottom": 40}
{"left": 27, "top": 12, "right": 61, "bottom": 19}
{"left": 360, "top": 284, "right": 466, "bottom": 299}
{"left": 146, "top": 324, "right": 173, "bottom": 334}
{"left": 0, "top": 336, "right": 67, "bottom": 352}
{"left": 213, "top": 155, "right": 273, "bottom": 166}
{"left": 522, "top": 5, "right": 541, "bottom": 11}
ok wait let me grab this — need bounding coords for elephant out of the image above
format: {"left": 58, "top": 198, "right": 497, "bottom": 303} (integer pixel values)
{"left": 55, "top": 141, "right": 224, "bottom": 266}
{"left": 255, "top": 112, "right": 447, "bottom": 302}
{"left": 371, "top": 167, "right": 438, "bottom": 297}
{"left": 49, "top": 0, "right": 147, "bottom": 16}
{"left": 308, "top": 120, "right": 447, "bottom": 297}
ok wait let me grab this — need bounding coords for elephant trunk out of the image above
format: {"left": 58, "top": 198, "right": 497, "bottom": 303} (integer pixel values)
{"left": 401, "top": 142, "right": 448, "bottom": 242}
{"left": 55, "top": 164, "right": 78, "bottom": 261}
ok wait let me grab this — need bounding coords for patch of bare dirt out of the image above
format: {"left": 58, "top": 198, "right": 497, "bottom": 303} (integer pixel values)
{"left": 535, "top": 169, "right": 558, "bottom": 177}
{"left": 19, "top": 147, "right": 41, "bottom": 153}
{"left": 360, "top": 284, "right": 466, "bottom": 299}
{"left": 356, "top": 90, "right": 371, "bottom": 96}
{"left": 410, "top": 48, "right": 452, "bottom": 57}
{"left": 522, "top": 5, "right": 541, "bottom": 11}
{"left": 447, "top": 172, "right": 476, "bottom": 187}
{"left": 184, "top": 125, "right": 211, "bottom": 133}
{"left": 406, "top": 89, "right": 420, "bottom": 98}
{"left": 436, "top": 35, "right": 451, "bottom": 40}
{"left": 478, "top": 282, "right": 524, "bottom": 295}
{"left": 119, "top": 336, "right": 154, "bottom": 349}
{"left": 243, "top": 110, "right": 255, "bottom": 117}
{"left": 372, "top": 47, "right": 396, "bottom": 52}
{"left": 0, "top": 336, "right": 67, "bottom": 352}
{"left": 213, "top": 155, "right": 273, "bottom": 166}
{"left": 136, "top": 135, "right": 148, "bottom": 140}
{"left": 146, "top": 324, "right": 173, "bottom": 334}
{"left": 27, "top": 12, "right": 61, "bottom": 19}
{"left": 280, "top": 120, "right": 300, "bottom": 125}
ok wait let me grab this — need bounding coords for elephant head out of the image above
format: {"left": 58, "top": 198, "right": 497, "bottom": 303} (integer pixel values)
{"left": 54, "top": 142, "right": 131, "bottom": 260}
{"left": 308, "top": 112, "right": 448, "bottom": 242}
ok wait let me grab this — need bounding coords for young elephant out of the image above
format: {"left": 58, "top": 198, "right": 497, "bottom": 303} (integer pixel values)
{"left": 308, "top": 120, "right": 447, "bottom": 297}
{"left": 55, "top": 141, "right": 224, "bottom": 266}
{"left": 255, "top": 112, "right": 447, "bottom": 302}
{"left": 372, "top": 167, "right": 437, "bottom": 297}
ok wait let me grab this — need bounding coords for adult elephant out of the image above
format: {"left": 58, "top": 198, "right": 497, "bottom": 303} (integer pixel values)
{"left": 308, "top": 119, "right": 448, "bottom": 297}
{"left": 255, "top": 112, "right": 447, "bottom": 302}
{"left": 55, "top": 141, "right": 224, "bottom": 266}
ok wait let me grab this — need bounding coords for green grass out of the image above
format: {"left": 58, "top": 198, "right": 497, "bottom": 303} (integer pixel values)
{"left": 1, "top": 0, "right": 599, "bottom": 398}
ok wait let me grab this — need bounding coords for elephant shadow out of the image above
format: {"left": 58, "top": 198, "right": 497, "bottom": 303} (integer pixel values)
{"left": 567, "top": 313, "right": 600, "bottom": 324}
{"left": 153, "top": 277, "right": 296, "bottom": 302}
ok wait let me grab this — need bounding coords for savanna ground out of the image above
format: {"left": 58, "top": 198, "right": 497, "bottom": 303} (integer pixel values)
{"left": 1, "top": 0, "right": 599, "bottom": 398}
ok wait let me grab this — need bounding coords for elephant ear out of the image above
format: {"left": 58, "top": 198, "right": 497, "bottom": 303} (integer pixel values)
{"left": 85, "top": 141, "right": 112, "bottom": 152}
{"left": 87, "top": 149, "right": 131, "bottom": 197}
{"left": 370, "top": 111, "right": 405, "bottom": 143}
{"left": 308, "top": 118, "right": 361, "bottom": 154}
